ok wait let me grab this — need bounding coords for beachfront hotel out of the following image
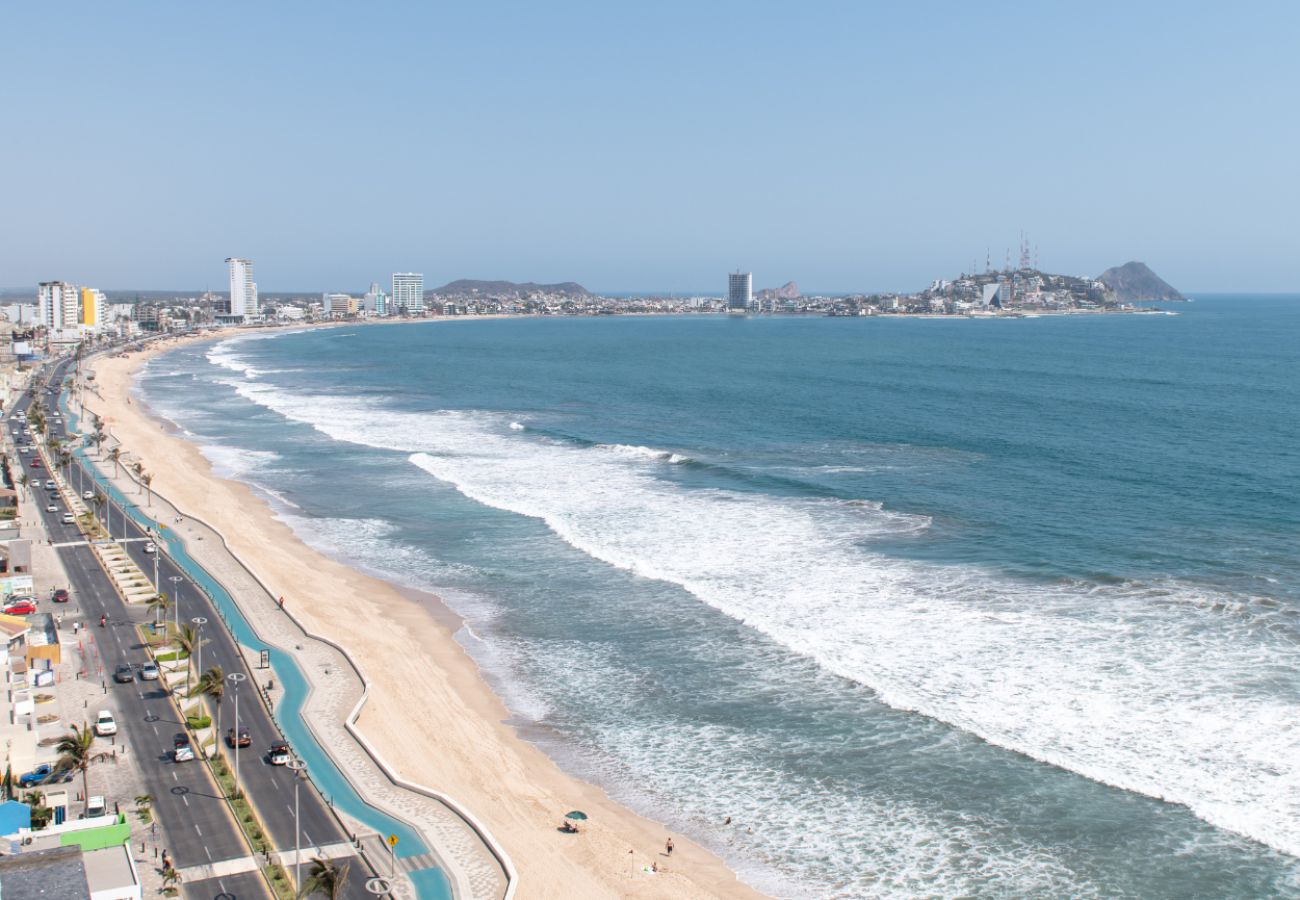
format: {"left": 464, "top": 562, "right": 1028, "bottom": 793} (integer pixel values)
{"left": 37, "top": 282, "right": 80, "bottom": 330}
{"left": 728, "top": 271, "right": 752, "bottom": 312}
{"left": 392, "top": 272, "right": 424, "bottom": 314}
{"left": 226, "top": 257, "right": 258, "bottom": 317}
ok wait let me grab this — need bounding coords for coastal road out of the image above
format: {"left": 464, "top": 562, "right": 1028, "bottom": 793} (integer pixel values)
{"left": 12, "top": 381, "right": 263, "bottom": 897}
{"left": 31, "top": 361, "right": 376, "bottom": 899}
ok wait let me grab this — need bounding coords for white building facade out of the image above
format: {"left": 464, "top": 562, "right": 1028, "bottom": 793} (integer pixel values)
{"left": 392, "top": 272, "right": 424, "bottom": 314}
{"left": 226, "top": 257, "right": 258, "bottom": 317}
{"left": 37, "top": 282, "right": 80, "bottom": 330}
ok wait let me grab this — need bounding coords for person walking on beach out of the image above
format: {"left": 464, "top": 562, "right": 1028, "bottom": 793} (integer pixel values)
{"left": 665, "top": 837, "right": 674, "bottom": 856}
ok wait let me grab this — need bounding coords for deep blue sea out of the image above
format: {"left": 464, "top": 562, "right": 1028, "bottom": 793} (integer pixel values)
{"left": 141, "top": 298, "right": 1300, "bottom": 899}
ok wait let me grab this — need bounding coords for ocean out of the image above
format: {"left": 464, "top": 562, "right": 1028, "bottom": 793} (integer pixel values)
{"left": 139, "top": 298, "right": 1300, "bottom": 899}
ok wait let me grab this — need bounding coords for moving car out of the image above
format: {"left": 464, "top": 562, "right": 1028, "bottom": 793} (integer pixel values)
{"left": 268, "top": 741, "right": 291, "bottom": 766}
{"left": 140, "top": 663, "right": 160, "bottom": 681}
{"left": 3, "top": 600, "right": 36, "bottom": 616}
{"left": 113, "top": 664, "right": 134, "bottom": 684}
{"left": 83, "top": 491, "right": 94, "bottom": 500}
{"left": 143, "top": 542, "right": 156, "bottom": 554}
{"left": 44, "top": 480, "right": 56, "bottom": 490}
{"left": 94, "top": 710, "right": 117, "bottom": 736}
{"left": 227, "top": 724, "right": 251, "bottom": 748}
{"left": 173, "top": 733, "right": 194, "bottom": 762}
{"left": 52, "top": 589, "right": 70, "bottom": 603}
{"left": 29, "top": 459, "right": 41, "bottom": 468}
{"left": 61, "top": 513, "right": 74, "bottom": 525}
{"left": 45, "top": 503, "right": 58, "bottom": 513}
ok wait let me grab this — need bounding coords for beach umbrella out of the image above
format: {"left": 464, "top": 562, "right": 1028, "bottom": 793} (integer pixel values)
{"left": 565, "top": 811, "right": 588, "bottom": 822}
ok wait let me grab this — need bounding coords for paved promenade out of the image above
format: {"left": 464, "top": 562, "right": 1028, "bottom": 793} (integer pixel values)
{"left": 81, "top": 403, "right": 510, "bottom": 900}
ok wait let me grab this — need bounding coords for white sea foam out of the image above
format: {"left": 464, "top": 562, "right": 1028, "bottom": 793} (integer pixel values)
{"left": 198, "top": 444, "right": 281, "bottom": 481}
{"left": 215, "top": 380, "right": 1300, "bottom": 862}
{"left": 508, "top": 421, "right": 526, "bottom": 431}
{"left": 595, "top": 443, "right": 689, "bottom": 464}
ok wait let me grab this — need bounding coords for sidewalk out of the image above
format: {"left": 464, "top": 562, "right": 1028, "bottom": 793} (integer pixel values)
{"left": 78, "top": 409, "right": 510, "bottom": 900}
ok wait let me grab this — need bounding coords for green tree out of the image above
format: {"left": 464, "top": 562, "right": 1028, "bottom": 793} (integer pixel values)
{"left": 147, "top": 592, "right": 170, "bottom": 628}
{"left": 194, "top": 666, "right": 225, "bottom": 741}
{"left": 141, "top": 472, "right": 153, "bottom": 506}
{"left": 55, "top": 723, "right": 97, "bottom": 816}
{"left": 174, "top": 623, "right": 207, "bottom": 692}
{"left": 108, "top": 446, "right": 121, "bottom": 477}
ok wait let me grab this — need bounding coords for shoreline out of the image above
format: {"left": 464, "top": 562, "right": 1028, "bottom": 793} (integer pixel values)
{"left": 89, "top": 329, "right": 771, "bottom": 900}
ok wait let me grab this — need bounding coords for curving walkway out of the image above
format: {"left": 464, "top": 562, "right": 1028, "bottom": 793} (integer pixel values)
{"left": 66, "top": 385, "right": 513, "bottom": 900}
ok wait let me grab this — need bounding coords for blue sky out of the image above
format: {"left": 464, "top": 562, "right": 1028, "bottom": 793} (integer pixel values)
{"left": 2, "top": 1, "right": 1296, "bottom": 293}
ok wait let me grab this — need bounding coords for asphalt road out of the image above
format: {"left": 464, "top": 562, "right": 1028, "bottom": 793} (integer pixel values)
{"left": 19, "top": 356, "right": 376, "bottom": 899}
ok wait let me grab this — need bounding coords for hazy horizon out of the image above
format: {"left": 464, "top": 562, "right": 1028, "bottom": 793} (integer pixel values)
{"left": 2, "top": 2, "right": 1296, "bottom": 293}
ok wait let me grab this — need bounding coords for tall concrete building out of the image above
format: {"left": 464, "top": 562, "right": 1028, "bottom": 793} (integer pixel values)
{"left": 37, "top": 282, "right": 79, "bottom": 330}
{"left": 79, "top": 287, "right": 107, "bottom": 328}
{"left": 728, "top": 271, "right": 752, "bottom": 312}
{"left": 392, "top": 273, "right": 424, "bottom": 314}
{"left": 226, "top": 257, "right": 258, "bottom": 317}
{"left": 363, "top": 282, "right": 390, "bottom": 317}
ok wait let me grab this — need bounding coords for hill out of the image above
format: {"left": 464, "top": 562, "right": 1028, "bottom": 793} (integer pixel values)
{"left": 1098, "top": 262, "right": 1185, "bottom": 302}
{"left": 430, "top": 279, "right": 591, "bottom": 298}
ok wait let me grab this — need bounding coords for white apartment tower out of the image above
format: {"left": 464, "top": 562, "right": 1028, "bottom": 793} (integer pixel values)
{"left": 392, "top": 272, "right": 424, "bottom": 314}
{"left": 226, "top": 257, "right": 258, "bottom": 317}
{"left": 728, "top": 271, "right": 752, "bottom": 312}
{"left": 37, "top": 281, "right": 80, "bottom": 330}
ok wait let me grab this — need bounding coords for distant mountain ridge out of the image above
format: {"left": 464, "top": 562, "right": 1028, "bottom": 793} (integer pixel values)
{"left": 1098, "top": 262, "right": 1184, "bottom": 302}
{"left": 430, "top": 279, "right": 590, "bottom": 298}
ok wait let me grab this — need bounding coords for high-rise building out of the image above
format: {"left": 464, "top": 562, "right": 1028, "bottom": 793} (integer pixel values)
{"left": 728, "top": 271, "right": 752, "bottom": 312}
{"left": 392, "top": 272, "right": 424, "bottom": 314}
{"left": 79, "top": 287, "right": 107, "bottom": 328}
{"left": 226, "top": 257, "right": 258, "bottom": 317}
{"left": 363, "top": 282, "right": 390, "bottom": 317}
{"left": 38, "top": 282, "right": 80, "bottom": 330}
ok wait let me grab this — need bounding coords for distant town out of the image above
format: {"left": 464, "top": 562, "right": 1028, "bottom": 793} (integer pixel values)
{"left": 0, "top": 256, "right": 1183, "bottom": 371}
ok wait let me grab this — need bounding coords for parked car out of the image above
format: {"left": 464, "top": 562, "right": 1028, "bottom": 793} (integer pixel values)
{"left": 86, "top": 795, "right": 106, "bottom": 818}
{"left": 3, "top": 600, "right": 37, "bottom": 616}
{"left": 227, "top": 724, "right": 251, "bottom": 748}
{"left": 173, "top": 733, "right": 194, "bottom": 762}
{"left": 94, "top": 710, "right": 117, "bottom": 736}
{"left": 19, "top": 764, "right": 56, "bottom": 786}
{"left": 113, "top": 664, "right": 134, "bottom": 684}
{"left": 140, "top": 663, "right": 160, "bottom": 681}
{"left": 52, "top": 589, "right": 70, "bottom": 603}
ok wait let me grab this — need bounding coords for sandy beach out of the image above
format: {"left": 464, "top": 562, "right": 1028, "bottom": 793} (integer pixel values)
{"left": 88, "top": 329, "right": 770, "bottom": 900}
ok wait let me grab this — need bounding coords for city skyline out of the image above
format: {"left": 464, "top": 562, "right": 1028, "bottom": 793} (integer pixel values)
{"left": 2, "top": 3, "right": 1297, "bottom": 293}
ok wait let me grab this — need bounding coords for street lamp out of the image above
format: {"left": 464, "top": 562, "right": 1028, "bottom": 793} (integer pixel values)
{"left": 191, "top": 616, "right": 207, "bottom": 694}
{"left": 365, "top": 877, "right": 394, "bottom": 899}
{"left": 227, "top": 672, "right": 246, "bottom": 797}
{"left": 287, "top": 757, "right": 306, "bottom": 889}
{"left": 169, "top": 576, "right": 183, "bottom": 635}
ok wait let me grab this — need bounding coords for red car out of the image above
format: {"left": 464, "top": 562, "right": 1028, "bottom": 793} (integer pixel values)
{"left": 29, "top": 459, "right": 41, "bottom": 468}
{"left": 52, "top": 589, "right": 70, "bottom": 603}
{"left": 3, "top": 600, "right": 36, "bottom": 616}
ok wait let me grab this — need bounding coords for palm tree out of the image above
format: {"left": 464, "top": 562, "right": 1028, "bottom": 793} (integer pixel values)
{"left": 147, "top": 592, "right": 170, "bottom": 628}
{"left": 141, "top": 472, "right": 153, "bottom": 506}
{"left": 108, "top": 446, "right": 121, "bottom": 478}
{"left": 194, "top": 666, "right": 225, "bottom": 740}
{"left": 174, "top": 624, "right": 207, "bottom": 693}
{"left": 90, "top": 432, "right": 105, "bottom": 457}
{"left": 299, "top": 857, "right": 351, "bottom": 899}
{"left": 55, "top": 723, "right": 96, "bottom": 815}
{"left": 132, "top": 460, "right": 144, "bottom": 478}
{"left": 17, "top": 473, "right": 28, "bottom": 495}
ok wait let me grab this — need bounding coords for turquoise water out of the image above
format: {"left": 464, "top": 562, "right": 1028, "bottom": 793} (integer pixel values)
{"left": 62, "top": 398, "right": 452, "bottom": 898}
{"left": 141, "top": 298, "right": 1300, "bottom": 898}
